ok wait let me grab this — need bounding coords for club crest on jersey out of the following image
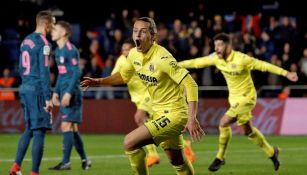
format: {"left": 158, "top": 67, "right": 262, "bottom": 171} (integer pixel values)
{"left": 231, "top": 64, "right": 237, "bottom": 69}
{"left": 149, "top": 63, "right": 154, "bottom": 72}
{"left": 60, "top": 56, "right": 65, "bottom": 63}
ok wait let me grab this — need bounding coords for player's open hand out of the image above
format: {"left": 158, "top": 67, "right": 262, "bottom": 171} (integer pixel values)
{"left": 286, "top": 72, "right": 298, "bottom": 82}
{"left": 185, "top": 118, "right": 205, "bottom": 142}
{"left": 80, "top": 77, "right": 100, "bottom": 90}
{"left": 44, "top": 100, "right": 53, "bottom": 113}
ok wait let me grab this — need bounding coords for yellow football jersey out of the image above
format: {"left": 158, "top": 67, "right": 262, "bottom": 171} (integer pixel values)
{"left": 112, "top": 55, "right": 146, "bottom": 104}
{"left": 120, "top": 43, "right": 189, "bottom": 113}
{"left": 179, "top": 50, "right": 288, "bottom": 102}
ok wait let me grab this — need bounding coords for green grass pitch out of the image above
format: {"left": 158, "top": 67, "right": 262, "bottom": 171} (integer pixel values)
{"left": 0, "top": 134, "right": 306, "bottom": 175}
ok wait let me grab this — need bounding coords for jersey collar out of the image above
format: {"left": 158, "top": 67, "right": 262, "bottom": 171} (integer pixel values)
{"left": 226, "top": 50, "right": 235, "bottom": 62}
{"left": 143, "top": 42, "right": 157, "bottom": 61}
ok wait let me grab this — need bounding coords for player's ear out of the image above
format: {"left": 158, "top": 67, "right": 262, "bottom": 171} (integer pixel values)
{"left": 151, "top": 33, "right": 157, "bottom": 42}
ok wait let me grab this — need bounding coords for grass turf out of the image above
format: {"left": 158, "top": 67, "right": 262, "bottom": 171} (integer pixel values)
{"left": 0, "top": 134, "right": 306, "bottom": 175}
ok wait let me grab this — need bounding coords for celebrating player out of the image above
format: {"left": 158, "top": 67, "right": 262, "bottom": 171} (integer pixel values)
{"left": 112, "top": 40, "right": 196, "bottom": 167}
{"left": 179, "top": 32, "right": 298, "bottom": 172}
{"left": 81, "top": 17, "right": 204, "bottom": 175}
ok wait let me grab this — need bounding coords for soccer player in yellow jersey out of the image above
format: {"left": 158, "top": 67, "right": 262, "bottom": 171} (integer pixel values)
{"left": 112, "top": 40, "right": 196, "bottom": 167}
{"left": 112, "top": 39, "right": 161, "bottom": 167}
{"left": 81, "top": 17, "right": 204, "bottom": 175}
{"left": 179, "top": 32, "right": 298, "bottom": 172}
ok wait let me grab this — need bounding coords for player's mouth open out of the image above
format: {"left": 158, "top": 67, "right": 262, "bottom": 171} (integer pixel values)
{"left": 135, "top": 39, "right": 141, "bottom": 48}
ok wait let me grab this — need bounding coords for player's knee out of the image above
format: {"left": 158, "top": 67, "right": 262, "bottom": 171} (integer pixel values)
{"left": 123, "top": 135, "right": 134, "bottom": 151}
{"left": 219, "top": 115, "right": 234, "bottom": 127}
{"left": 219, "top": 122, "right": 226, "bottom": 128}
{"left": 219, "top": 120, "right": 229, "bottom": 128}
{"left": 61, "top": 122, "right": 73, "bottom": 132}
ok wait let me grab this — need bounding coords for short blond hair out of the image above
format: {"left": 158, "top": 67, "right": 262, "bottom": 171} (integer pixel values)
{"left": 36, "top": 10, "right": 54, "bottom": 25}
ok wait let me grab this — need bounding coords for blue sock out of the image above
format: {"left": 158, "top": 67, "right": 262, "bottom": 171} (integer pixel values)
{"left": 15, "top": 129, "right": 33, "bottom": 165}
{"left": 73, "top": 132, "right": 87, "bottom": 160}
{"left": 62, "top": 131, "right": 74, "bottom": 164}
{"left": 31, "top": 129, "right": 46, "bottom": 173}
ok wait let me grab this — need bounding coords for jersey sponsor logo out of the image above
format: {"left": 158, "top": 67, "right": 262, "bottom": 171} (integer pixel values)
{"left": 149, "top": 63, "right": 154, "bottom": 72}
{"left": 43, "top": 45, "right": 51, "bottom": 55}
{"left": 134, "top": 61, "right": 141, "bottom": 66}
{"left": 137, "top": 72, "right": 158, "bottom": 83}
{"left": 60, "top": 56, "right": 65, "bottom": 63}
{"left": 222, "top": 70, "right": 242, "bottom": 76}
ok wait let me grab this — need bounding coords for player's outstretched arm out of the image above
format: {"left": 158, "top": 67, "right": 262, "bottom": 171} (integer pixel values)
{"left": 80, "top": 72, "right": 125, "bottom": 90}
{"left": 178, "top": 56, "right": 214, "bottom": 69}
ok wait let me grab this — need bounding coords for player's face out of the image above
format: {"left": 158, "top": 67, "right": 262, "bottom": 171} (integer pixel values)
{"left": 122, "top": 43, "right": 132, "bottom": 57}
{"left": 214, "top": 40, "right": 230, "bottom": 59}
{"left": 45, "top": 17, "right": 56, "bottom": 34}
{"left": 51, "top": 24, "right": 63, "bottom": 41}
{"left": 132, "top": 20, "right": 154, "bottom": 53}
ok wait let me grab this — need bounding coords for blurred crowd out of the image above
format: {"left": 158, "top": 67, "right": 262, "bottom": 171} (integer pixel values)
{"left": 0, "top": 2, "right": 307, "bottom": 99}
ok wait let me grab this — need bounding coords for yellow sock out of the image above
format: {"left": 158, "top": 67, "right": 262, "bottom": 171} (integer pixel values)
{"left": 248, "top": 127, "right": 274, "bottom": 157}
{"left": 125, "top": 148, "right": 148, "bottom": 175}
{"left": 146, "top": 144, "right": 158, "bottom": 156}
{"left": 172, "top": 159, "right": 194, "bottom": 175}
{"left": 216, "top": 127, "right": 232, "bottom": 160}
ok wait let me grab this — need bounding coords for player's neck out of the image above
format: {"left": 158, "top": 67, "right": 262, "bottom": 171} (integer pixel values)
{"left": 57, "top": 38, "right": 68, "bottom": 49}
{"left": 223, "top": 47, "right": 232, "bottom": 60}
{"left": 35, "top": 26, "right": 46, "bottom": 36}
{"left": 224, "top": 52, "right": 230, "bottom": 60}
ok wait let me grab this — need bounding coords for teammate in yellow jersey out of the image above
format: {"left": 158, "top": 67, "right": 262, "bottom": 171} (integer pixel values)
{"left": 81, "top": 17, "right": 204, "bottom": 175}
{"left": 112, "top": 40, "right": 196, "bottom": 167}
{"left": 179, "top": 32, "right": 298, "bottom": 172}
